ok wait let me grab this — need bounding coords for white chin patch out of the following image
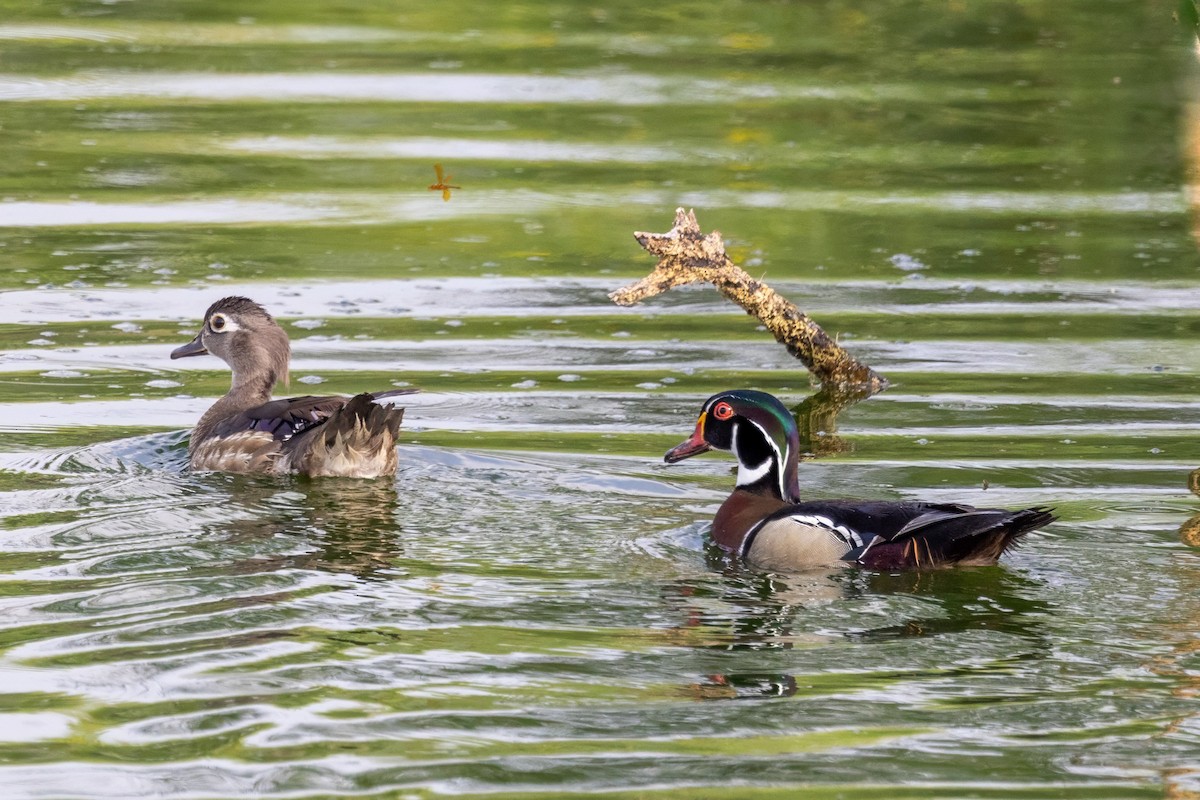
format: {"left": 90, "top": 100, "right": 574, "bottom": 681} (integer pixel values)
{"left": 736, "top": 458, "right": 772, "bottom": 488}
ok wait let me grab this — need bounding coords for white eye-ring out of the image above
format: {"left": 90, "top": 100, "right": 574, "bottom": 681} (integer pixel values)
{"left": 209, "top": 313, "right": 239, "bottom": 332}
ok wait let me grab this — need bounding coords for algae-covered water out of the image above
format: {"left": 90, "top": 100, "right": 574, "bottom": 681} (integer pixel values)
{"left": 1, "top": 1, "right": 1200, "bottom": 797}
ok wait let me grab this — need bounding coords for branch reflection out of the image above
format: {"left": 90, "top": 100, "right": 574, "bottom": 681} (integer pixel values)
{"left": 791, "top": 383, "right": 878, "bottom": 459}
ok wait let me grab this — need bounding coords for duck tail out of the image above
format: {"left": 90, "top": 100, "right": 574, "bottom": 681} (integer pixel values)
{"left": 297, "top": 393, "right": 406, "bottom": 478}
{"left": 857, "top": 506, "right": 1056, "bottom": 569}
{"left": 940, "top": 506, "right": 1057, "bottom": 565}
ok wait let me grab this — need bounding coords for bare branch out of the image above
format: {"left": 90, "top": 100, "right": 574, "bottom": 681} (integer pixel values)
{"left": 611, "top": 208, "right": 887, "bottom": 391}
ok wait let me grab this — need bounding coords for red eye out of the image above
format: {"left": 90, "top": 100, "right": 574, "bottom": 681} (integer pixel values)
{"left": 712, "top": 401, "right": 734, "bottom": 420}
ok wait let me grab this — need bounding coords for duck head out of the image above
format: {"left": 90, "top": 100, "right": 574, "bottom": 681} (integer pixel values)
{"left": 664, "top": 389, "right": 802, "bottom": 502}
{"left": 171, "top": 296, "right": 290, "bottom": 390}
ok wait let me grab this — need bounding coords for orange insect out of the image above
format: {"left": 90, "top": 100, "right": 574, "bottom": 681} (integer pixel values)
{"left": 428, "top": 163, "right": 461, "bottom": 202}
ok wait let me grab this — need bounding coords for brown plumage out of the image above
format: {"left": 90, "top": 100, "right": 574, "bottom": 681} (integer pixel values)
{"left": 171, "top": 296, "right": 413, "bottom": 478}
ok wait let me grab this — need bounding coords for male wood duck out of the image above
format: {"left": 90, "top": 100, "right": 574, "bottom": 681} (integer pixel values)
{"left": 664, "top": 389, "right": 1055, "bottom": 571}
{"left": 170, "top": 296, "right": 413, "bottom": 478}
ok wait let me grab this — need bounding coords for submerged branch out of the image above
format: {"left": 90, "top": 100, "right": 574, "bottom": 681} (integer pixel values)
{"left": 610, "top": 208, "right": 887, "bottom": 392}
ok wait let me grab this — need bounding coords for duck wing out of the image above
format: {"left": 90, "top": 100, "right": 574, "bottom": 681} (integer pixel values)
{"left": 214, "top": 388, "right": 416, "bottom": 443}
{"left": 830, "top": 501, "right": 1056, "bottom": 569}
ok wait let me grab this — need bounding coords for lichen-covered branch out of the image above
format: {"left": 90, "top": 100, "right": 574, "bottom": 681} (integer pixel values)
{"left": 610, "top": 208, "right": 887, "bottom": 391}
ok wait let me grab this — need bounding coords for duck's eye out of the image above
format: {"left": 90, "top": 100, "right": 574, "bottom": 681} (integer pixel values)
{"left": 209, "top": 313, "right": 228, "bottom": 332}
{"left": 712, "top": 401, "right": 734, "bottom": 420}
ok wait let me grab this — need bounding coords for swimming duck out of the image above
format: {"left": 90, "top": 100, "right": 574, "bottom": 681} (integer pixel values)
{"left": 170, "top": 296, "right": 412, "bottom": 478}
{"left": 664, "top": 389, "right": 1055, "bottom": 570}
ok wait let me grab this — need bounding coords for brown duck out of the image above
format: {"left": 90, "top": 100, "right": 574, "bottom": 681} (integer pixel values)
{"left": 664, "top": 389, "right": 1056, "bottom": 571}
{"left": 171, "top": 296, "right": 412, "bottom": 478}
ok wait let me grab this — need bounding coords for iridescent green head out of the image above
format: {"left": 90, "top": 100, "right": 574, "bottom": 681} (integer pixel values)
{"left": 664, "top": 389, "right": 801, "bottom": 502}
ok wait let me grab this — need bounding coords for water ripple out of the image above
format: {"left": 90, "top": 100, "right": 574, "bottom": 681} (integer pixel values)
{"left": 0, "top": 70, "right": 955, "bottom": 105}
{"left": 0, "top": 188, "right": 1182, "bottom": 229}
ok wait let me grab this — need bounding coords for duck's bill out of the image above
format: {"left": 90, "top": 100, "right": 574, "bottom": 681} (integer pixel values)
{"left": 664, "top": 415, "right": 711, "bottom": 463}
{"left": 170, "top": 335, "right": 208, "bottom": 359}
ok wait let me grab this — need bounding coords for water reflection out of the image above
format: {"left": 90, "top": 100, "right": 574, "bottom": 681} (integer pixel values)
{"left": 212, "top": 476, "right": 404, "bottom": 582}
{"left": 791, "top": 384, "right": 875, "bottom": 458}
{"left": 1145, "top": 481, "right": 1200, "bottom": 796}
{"left": 848, "top": 568, "right": 1050, "bottom": 642}
{"left": 294, "top": 479, "right": 404, "bottom": 580}
{"left": 669, "top": 551, "right": 1050, "bottom": 700}
{"left": 1178, "top": 467, "right": 1200, "bottom": 547}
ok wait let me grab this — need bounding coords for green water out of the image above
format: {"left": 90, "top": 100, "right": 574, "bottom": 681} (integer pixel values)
{"left": 1, "top": 1, "right": 1199, "bottom": 797}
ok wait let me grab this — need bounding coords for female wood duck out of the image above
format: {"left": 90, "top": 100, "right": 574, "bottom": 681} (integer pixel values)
{"left": 664, "top": 389, "right": 1055, "bottom": 571}
{"left": 170, "top": 296, "right": 413, "bottom": 478}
